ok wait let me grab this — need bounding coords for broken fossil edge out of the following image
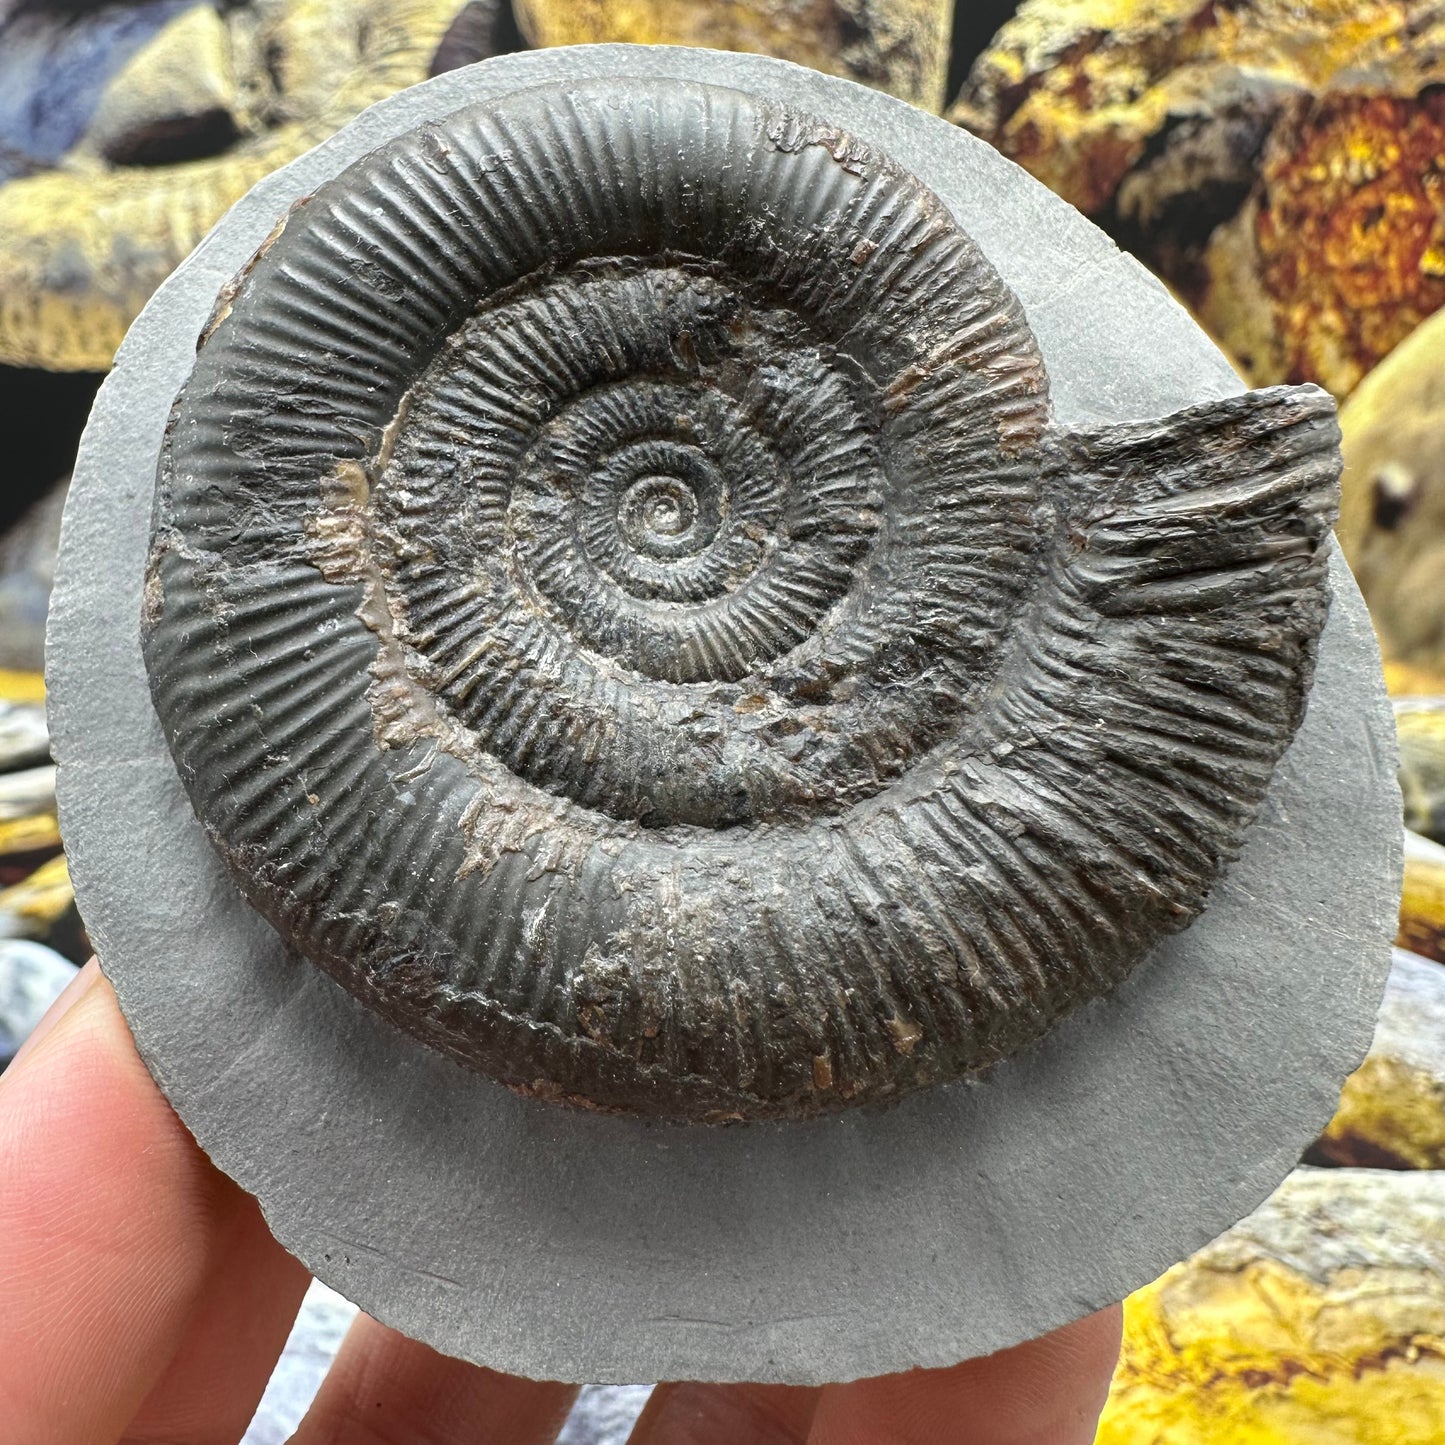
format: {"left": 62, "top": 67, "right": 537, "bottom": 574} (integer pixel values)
{"left": 48, "top": 47, "right": 1401, "bottom": 1384}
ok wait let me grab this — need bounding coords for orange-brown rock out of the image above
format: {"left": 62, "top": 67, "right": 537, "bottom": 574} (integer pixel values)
{"left": 953, "top": 0, "right": 1445, "bottom": 399}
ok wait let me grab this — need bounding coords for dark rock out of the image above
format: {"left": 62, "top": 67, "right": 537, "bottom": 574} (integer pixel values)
{"left": 144, "top": 76, "right": 1340, "bottom": 1122}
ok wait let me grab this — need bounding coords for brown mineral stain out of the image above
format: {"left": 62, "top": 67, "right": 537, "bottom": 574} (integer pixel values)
{"left": 887, "top": 1014, "right": 923, "bottom": 1054}
{"left": 1252, "top": 93, "right": 1445, "bottom": 397}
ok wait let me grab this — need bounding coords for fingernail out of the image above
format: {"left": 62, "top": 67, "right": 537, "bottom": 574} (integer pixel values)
{"left": 8, "top": 956, "right": 100, "bottom": 1071}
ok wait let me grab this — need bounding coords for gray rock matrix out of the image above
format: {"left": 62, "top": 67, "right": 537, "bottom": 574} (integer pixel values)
{"left": 49, "top": 46, "right": 1398, "bottom": 1383}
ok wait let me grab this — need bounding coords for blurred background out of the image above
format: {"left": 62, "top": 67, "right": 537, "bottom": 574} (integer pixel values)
{"left": 2, "top": 1, "right": 1444, "bottom": 1439}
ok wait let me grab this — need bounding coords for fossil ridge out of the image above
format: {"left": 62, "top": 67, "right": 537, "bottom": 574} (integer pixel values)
{"left": 142, "top": 76, "right": 1342, "bottom": 1121}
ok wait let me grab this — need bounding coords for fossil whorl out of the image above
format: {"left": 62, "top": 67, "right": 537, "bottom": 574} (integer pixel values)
{"left": 141, "top": 77, "right": 1342, "bottom": 1122}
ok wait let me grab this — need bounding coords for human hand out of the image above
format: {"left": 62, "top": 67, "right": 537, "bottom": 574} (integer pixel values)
{"left": 0, "top": 960, "right": 1121, "bottom": 1444}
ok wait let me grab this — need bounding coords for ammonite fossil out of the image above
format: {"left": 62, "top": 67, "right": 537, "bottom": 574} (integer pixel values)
{"left": 141, "top": 76, "right": 1341, "bottom": 1123}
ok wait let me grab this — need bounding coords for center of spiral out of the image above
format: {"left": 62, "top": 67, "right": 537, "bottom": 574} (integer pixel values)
{"left": 381, "top": 265, "right": 901, "bottom": 821}
{"left": 620, "top": 474, "right": 700, "bottom": 557}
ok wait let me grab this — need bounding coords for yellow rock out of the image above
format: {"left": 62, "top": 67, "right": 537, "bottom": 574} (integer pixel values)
{"left": 0, "top": 0, "right": 472, "bottom": 372}
{"left": 77, "top": 3, "right": 237, "bottom": 166}
{"left": 1400, "top": 829, "right": 1445, "bottom": 965}
{"left": 1312, "top": 948, "right": 1445, "bottom": 1171}
{"left": 0, "top": 816, "right": 60, "bottom": 860}
{"left": 1338, "top": 313, "right": 1445, "bottom": 673}
{"left": 1100, "top": 1168, "right": 1445, "bottom": 1445}
{"left": 0, "top": 671, "right": 44, "bottom": 706}
{"left": 0, "top": 855, "right": 72, "bottom": 939}
{"left": 0, "top": 764, "right": 58, "bottom": 858}
{"left": 513, "top": 0, "right": 954, "bottom": 111}
{"left": 1386, "top": 662, "right": 1445, "bottom": 698}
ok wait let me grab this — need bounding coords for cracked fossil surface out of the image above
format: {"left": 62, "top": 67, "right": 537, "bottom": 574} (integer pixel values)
{"left": 141, "top": 77, "right": 1342, "bottom": 1122}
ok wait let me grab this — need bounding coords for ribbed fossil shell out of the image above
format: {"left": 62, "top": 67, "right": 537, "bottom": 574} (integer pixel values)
{"left": 142, "top": 77, "right": 1341, "bottom": 1122}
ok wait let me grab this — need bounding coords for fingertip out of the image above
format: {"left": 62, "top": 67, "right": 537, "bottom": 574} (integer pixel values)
{"left": 628, "top": 1382, "right": 818, "bottom": 1445}
{"left": 4, "top": 954, "right": 100, "bottom": 1073}
{"left": 810, "top": 1307, "right": 1123, "bottom": 1445}
{"left": 290, "top": 1314, "right": 579, "bottom": 1445}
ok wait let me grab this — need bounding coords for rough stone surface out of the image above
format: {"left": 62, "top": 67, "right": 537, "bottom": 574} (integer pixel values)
{"left": 241, "top": 1278, "right": 650, "bottom": 1445}
{"left": 0, "top": 938, "right": 77, "bottom": 1068}
{"left": 242, "top": 1277, "right": 650, "bottom": 1445}
{"left": 1098, "top": 1167, "right": 1445, "bottom": 1444}
{"left": 48, "top": 46, "right": 1402, "bottom": 1384}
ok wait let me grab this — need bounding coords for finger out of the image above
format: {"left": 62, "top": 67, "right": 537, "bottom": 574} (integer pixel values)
{"left": 7, "top": 950, "right": 95, "bottom": 1068}
{"left": 119, "top": 1188, "right": 309, "bottom": 1444}
{"left": 0, "top": 963, "right": 300, "bottom": 1445}
{"left": 290, "top": 1311, "right": 579, "bottom": 1445}
{"left": 808, "top": 1306, "right": 1122, "bottom": 1445}
{"left": 627, "top": 1382, "right": 820, "bottom": 1444}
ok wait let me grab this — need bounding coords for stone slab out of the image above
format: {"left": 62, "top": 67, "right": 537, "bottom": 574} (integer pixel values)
{"left": 47, "top": 45, "right": 1402, "bottom": 1383}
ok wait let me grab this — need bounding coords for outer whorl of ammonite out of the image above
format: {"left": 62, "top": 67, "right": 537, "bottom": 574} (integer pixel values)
{"left": 142, "top": 77, "right": 1342, "bottom": 1122}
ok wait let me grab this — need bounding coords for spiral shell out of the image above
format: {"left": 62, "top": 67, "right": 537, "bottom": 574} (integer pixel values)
{"left": 142, "top": 78, "right": 1341, "bottom": 1121}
